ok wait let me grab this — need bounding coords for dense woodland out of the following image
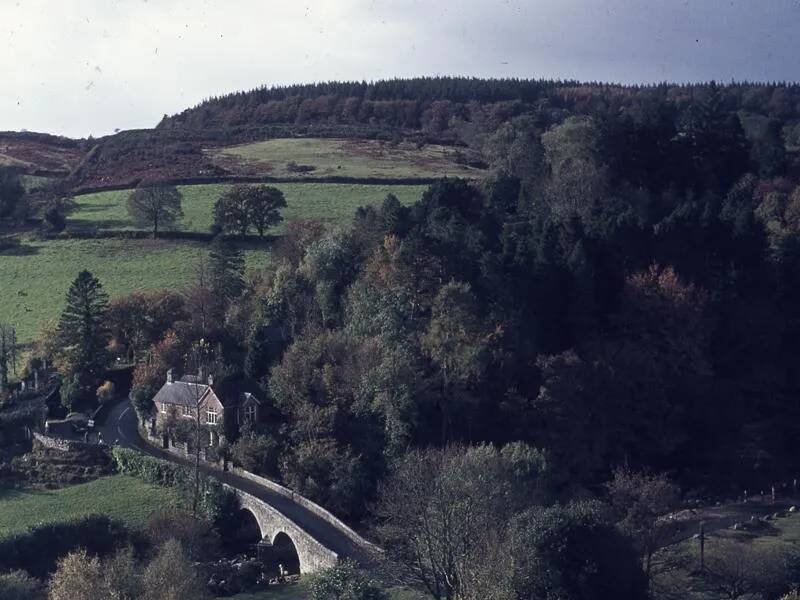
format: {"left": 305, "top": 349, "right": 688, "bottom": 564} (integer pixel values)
{"left": 151, "top": 79, "right": 800, "bottom": 496}
{"left": 6, "top": 78, "right": 800, "bottom": 598}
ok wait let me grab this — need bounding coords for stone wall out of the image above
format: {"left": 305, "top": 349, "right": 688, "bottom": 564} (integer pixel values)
{"left": 229, "top": 466, "right": 382, "bottom": 556}
{"left": 33, "top": 431, "right": 97, "bottom": 453}
{"left": 233, "top": 487, "right": 339, "bottom": 574}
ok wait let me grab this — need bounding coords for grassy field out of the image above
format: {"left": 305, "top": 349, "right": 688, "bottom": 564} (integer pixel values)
{"left": 0, "top": 237, "right": 270, "bottom": 343}
{"left": 0, "top": 475, "right": 180, "bottom": 539}
{"left": 2, "top": 181, "right": 424, "bottom": 344}
{"left": 69, "top": 183, "right": 427, "bottom": 234}
{"left": 657, "top": 510, "right": 800, "bottom": 596}
{"left": 208, "top": 137, "right": 484, "bottom": 180}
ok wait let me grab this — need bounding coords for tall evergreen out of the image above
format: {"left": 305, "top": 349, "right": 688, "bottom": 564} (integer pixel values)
{"left": 209, "top": 235, "right": 245, "bottom": 306}
{"left": 57, "top": 271, "right": 110, "bottom": 404}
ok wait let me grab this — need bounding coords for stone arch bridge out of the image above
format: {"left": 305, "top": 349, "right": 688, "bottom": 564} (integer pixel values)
{"left": 103, "top": 400, "right": 382, "bottom": 575}
{"left": 234, "top": 487, "right": 339, "bottom": 573}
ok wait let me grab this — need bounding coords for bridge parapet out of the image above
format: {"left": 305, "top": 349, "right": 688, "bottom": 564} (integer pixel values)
{"left": 230, "top": 485, "right": 339, "bottom": 574}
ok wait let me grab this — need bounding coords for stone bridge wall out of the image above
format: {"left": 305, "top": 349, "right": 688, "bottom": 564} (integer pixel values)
{"left": 228, "top": 466, "right": 382, "bottom": 556}
{"left": 231, "top": 486, "right": 339, "bottom": 574}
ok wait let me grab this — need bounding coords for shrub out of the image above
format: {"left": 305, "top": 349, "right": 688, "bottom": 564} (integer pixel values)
{"left": 0, "top": 515, "right": 130, "bottom": 578}
{"left": 111, "top": 446, "right": 189, "bottom": 487}
{"left": 142, "top": 510, "right": 220, "bottom": 561}
{"left": 96, "top": 380, "right": 115, "bottom": 404}
{"left": 110, "top": 446, "right": 235, "bottom": 522}
{"left": 0, "top": 570, "right": 44, "bottom": 600}
{"left": 231, "top": 431, "right": 279, "bottom": 476}
{"left": 309, "top": 561, "right": 388, "bottom": 600}
{"left": 286, "top": 161, "right": 316, "bottom": 173}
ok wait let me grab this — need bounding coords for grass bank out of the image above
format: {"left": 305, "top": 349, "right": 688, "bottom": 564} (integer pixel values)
{"left": 208, "top": 137, "right": 484, "bottom": 180}
{"left": 0, "top": 237, "right": 270, "bottom": 343}
{"left": 0, "top": 474, "right": 180, "bottom": 539}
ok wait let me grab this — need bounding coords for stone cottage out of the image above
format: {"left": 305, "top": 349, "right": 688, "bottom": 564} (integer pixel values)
{"left": 152, "top": 369, "right": 261, "bottom": 446}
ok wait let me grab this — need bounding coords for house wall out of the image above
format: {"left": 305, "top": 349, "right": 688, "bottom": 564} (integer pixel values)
{"left": 198, "top": 393, "right": 225, "bottom": 427}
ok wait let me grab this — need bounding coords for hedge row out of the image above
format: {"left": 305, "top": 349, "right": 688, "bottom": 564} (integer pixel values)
{"left": 111, "top": 446, "right": 234, "bottom": 522}
{"left": 112, "top": 445, "right": 191, "bottom": 487}
{"left": 0, "top": 515, "right": 131, "bottom": 578}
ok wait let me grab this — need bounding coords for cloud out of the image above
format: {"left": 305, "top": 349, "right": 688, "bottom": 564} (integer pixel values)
{"left": 1, "top": 0, "right": 799, "bottom": 138}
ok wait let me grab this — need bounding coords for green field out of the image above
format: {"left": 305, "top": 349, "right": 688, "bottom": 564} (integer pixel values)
{"left": 2, "top": 182, "right": 425, "bottom": 344}
{"left": 0, "top": 475, "right": 180, "bottom": 539}
{"left": 0, "top": 238, "right": 270, "bottom": 343}
{"left": 208, "top": 137, "right": 484, "bottom": 180}
{"left": 69, "top": 183, "right": 427, "bottom": 234}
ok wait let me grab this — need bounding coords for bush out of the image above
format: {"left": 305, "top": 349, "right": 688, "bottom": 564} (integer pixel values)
{"left": 96, "top": 380, "right": 115, "bottom": 404}
{"left": 309, "top": 561, "right": 388, "bottom": 600}
{"left": 0, "top": 515, "right": 130, "bottom": 578}
{"left": 0, "top": 570, "right": 44, "bottom": 600}
{"left": 280, "top": 439, "right": 368, "bottom": 519}
{"left": 111, "top": 446, "right": 235, "bottom": 522}
{"left": 142, "top": 510, "right": 220, "bottom": 561}
{"left": 231, "top": 431, "right": 279, "bottom": 476}
{"left": 111, "top": 446, "right": 189, "bottom": 487}
{"left": 43, "top": 204, "right": 66, "bottom": 233}
{"left": 286, "top": 161, "right": 316, "bottom": 173}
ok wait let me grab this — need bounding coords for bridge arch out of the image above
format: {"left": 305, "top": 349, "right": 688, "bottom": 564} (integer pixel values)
{"left": 231, "top": 487, "right": 339, "bottom": 574}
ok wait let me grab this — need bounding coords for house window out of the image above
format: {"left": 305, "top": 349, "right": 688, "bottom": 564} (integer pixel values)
{"left": 206, "top": 409, "right": 218, "bottom": 425}
{"left": 181, "top": 405, "right": 192, "bottom": 417}
{"left": 243, "top": 403, "right": 257, "bottom": 424}
{"left": 160, "top": 403, "right": 166, "bottom": 413}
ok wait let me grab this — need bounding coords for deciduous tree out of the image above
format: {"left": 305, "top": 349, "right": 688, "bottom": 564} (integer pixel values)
{"left": 214, "top": 185, "right": 251, "bottom": 236}
{"left": 126, "top": 183, "right": 183, "bottom": 238}
{"left": 246, "top": 185, "right": 286, "bottom": 236}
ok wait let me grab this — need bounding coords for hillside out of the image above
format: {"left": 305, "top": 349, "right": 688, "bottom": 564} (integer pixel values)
{"left": 3, "top": 77, "right": 800, "bottom": 192}
{"left": 0, "top": 132, "right": 83, "bottom": 175}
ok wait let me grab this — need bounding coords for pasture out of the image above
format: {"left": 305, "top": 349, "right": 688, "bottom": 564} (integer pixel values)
{"left": 69, "top": 182, "right": 427, "bottom": 234}
{"left": 0, "top": 475, "right": 180, "bottom": 539}
{"left": 2, "top": 181, "right": 427, "bottom": 345}
{"left": 0, "top": 237, "right": 271, "bottom": 343}
{"left": 207, "top": 137, "right": 484, "bottom": 179}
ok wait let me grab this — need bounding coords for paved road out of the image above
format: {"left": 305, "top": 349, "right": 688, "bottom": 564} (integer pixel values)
{"left": 101, "top": 399, "right": 378, "bottom": 565}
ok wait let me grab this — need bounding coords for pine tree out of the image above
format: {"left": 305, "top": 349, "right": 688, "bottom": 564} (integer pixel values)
{"left": 208, "top": 235, "right": 245, "bottom": 306}
{"left": 57, "top": 271, "right": 110, "bottom": 402}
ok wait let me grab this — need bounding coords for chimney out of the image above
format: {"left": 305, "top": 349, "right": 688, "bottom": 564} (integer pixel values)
{"left": 207, "top": 373, "right": 214, "bottom": 386}
{"left": 198, "top": 366, "right": 206, "bottom": 382}
{"left": 166, "top": 368, "right": 173, "bottom": 384}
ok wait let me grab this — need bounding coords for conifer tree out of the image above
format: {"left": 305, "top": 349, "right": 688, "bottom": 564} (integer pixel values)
{"left": 208, "top": 235, "right": 245, "bottom": 305}
{"left": 57, "top": 271, "right": 110, "bottom": 406}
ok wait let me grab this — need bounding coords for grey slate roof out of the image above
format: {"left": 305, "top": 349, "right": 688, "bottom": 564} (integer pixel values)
{"left": 152, "top": 380, "right": 209, "bottom": 407}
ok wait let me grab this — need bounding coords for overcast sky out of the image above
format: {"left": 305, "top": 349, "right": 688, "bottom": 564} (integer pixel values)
{"left": 2, "top": 0, "right": 800, "bottom": 138}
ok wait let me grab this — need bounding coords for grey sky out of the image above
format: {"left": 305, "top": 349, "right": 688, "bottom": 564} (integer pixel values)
{"left": 2, "top": 0, "right": 800, "bottom": 138}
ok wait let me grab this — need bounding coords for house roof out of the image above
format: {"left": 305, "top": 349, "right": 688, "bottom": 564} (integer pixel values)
{"left": 215, "top": 375, "right": 263, "bottom": 408}
{"left": 153, "top": 380, "right": 209, "bottom": 407}
{"left": 153, "top": 374, "right": 262, "bottom": 409}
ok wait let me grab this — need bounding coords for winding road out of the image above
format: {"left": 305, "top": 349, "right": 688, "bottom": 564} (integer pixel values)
{"left": 100, "top": 399, "right": 379, "bottom": 566}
